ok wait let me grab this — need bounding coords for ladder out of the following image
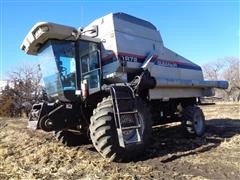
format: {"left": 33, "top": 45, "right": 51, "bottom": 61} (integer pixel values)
{"left": 110, "top": 85, "right": 142, "bottom": 148}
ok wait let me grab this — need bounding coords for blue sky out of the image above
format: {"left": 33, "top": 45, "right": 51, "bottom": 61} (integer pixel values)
{"left": 0, "top": 0, "right": 239, "bottom": 80}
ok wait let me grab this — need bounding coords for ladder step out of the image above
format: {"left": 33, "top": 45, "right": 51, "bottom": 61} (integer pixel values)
{"left": 119, "top": 111, "right": 138, "bottom": 115}
{"left": 121, "top": 125, "right": 141, "bottom": 130}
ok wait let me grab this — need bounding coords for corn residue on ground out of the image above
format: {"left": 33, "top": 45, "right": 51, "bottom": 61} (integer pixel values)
{"left": 0, "top": 103, "right": 240, "bottom": 179}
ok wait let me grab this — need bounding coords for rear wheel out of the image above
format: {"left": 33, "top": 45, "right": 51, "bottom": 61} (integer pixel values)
{"left": 181, "top": 105, "right": 205, "bottom": 137}
{"left": 89, "top": 96, "right": 152, "bottom": 162}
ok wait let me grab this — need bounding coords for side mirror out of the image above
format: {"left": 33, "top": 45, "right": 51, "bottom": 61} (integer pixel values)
{"left": 82, "top": 25, "right": 98, "bottom": 38}
{"left": 90, "top": 25, "right": 98, "bottom": 37}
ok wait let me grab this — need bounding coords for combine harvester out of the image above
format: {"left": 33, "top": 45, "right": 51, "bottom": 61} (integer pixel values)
{"left": 21, "top": 13, "right": 228, "bottom": 161}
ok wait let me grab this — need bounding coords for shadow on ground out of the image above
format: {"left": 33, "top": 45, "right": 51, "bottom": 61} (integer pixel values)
{"left": 134, "top": 118, "right": 240, "bottom": 162}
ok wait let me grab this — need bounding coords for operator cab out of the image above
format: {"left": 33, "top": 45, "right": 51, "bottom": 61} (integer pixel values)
{"left": 20, "top": 22, "right": 101, "bottom": 102}
{"left": 38, "top": 39, "right": 101, "bottom": 102}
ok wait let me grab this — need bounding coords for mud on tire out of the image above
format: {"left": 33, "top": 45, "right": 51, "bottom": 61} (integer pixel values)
{"left": 181, "top": 105, "right": 206, "bottom": 137}
{"left": 89, "top": 96, "right": 152, "bottom": 162}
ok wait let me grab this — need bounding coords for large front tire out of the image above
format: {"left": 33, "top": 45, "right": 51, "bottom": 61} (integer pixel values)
{"left": 89, "top": 96, "right": 152, "bottom": 162}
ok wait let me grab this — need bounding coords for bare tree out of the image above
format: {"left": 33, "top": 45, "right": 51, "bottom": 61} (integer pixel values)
{"left": 202, "top": 57, "right": 240, "bottom": 101}
{"left": 0, "top": 64, "right": 43, "bottom": 117}
{"left": 202, "top": 60, "right": 225, "bottom": 80}
{"left": 8, "top": 64, "right": 42, "bottom": 101}
{"left": 222, "top": 57, "right": 240, "bottom": 101}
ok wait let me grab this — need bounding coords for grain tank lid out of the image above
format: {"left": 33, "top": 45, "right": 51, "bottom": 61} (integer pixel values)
{"left": 113, "top": 12, "right": 157, "bottom": 30}
{"left": 20, "top": 22, "right": 78, "bottom": 55}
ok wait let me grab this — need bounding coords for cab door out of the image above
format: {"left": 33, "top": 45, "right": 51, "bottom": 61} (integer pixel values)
{"left": 78, "top": 40, "right": 101, "bottom": 95}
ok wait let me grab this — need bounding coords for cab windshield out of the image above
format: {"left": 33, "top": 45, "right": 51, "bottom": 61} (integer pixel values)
{"left": 39, "top": 40, "right": 76, "bottom": 97}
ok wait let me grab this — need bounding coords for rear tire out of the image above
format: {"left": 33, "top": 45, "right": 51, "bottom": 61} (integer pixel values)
{"left": 181, "top": 105, "right": 205, "bottom": 137}
{"left": 90, "top": 96, "right": 152, "bottom": 162}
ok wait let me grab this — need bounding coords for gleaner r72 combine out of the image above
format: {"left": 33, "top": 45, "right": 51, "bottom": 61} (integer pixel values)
{"left": 21, "top": 13, "right": 228, "bottom": 161}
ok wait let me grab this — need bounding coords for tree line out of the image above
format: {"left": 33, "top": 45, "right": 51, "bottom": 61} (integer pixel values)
{"left": 202, "top": 57, "right": 240, "bottom": 102}
{"left": 0, "top": 65, "right": 44, "bottom": 117}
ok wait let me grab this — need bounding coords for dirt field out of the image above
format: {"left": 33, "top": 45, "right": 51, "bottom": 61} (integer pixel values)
{"left": 0, "top": 103, "right": 239, "bottom": 179}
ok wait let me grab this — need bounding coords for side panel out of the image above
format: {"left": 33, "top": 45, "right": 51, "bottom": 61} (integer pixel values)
{"left": 113, "top": 16, "right": 163, "bottom": 57}
{"left": 149, "top": 88, "right": 204, "bottom": 99}
{"left": 153, "top": 47, "right": 203, "bottom": 80}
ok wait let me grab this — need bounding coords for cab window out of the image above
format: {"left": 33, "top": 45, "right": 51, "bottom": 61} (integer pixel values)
{"left": 79, "top": 40, "right": 100, "bottom": 91}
